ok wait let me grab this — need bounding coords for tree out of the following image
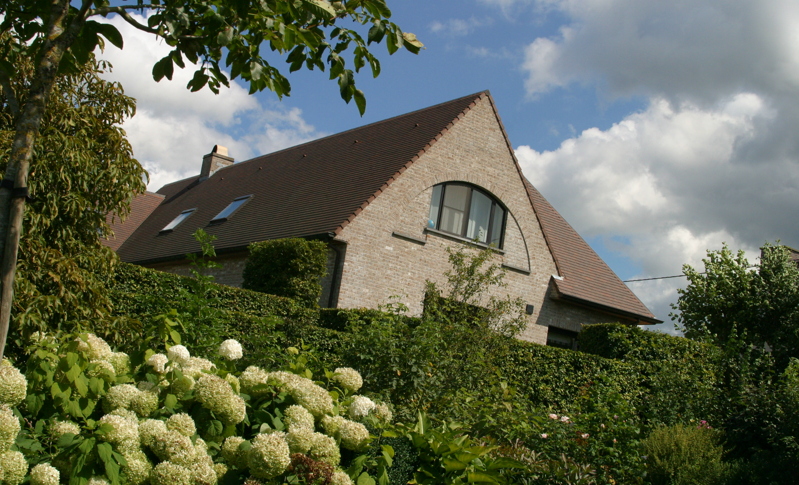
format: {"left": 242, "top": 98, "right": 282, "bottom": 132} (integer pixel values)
{"left": 672, "top": 242, "right": 799, "bottom": 368}
{"left": 0, "top": 0, "right": 422, "bottom": 358}
{"left": 0, "top": 52, "right": 146, "bottom": 356}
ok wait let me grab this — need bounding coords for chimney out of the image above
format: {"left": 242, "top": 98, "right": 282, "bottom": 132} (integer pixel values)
{"left": 200, "top": 145, "right": 234, "bottom": 180}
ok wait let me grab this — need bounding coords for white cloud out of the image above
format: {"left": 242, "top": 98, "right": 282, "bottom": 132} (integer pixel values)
{"left": 517, "top": 93, "right": 797, "bottom": 325}
{"left": 430, "top": 17, "right": 492, "bottom": 37}
{"left": 96, "top": 13, "right": 323, "bottom": 190}
{"left": 513, "top": 0, "right": 799, "bottom": 326}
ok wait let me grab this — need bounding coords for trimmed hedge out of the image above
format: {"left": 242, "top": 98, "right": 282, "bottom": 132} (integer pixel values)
{"left": 318, "top": 307, "right": 421, "bottom": 332}
{"left": 109, "top": 262, "right": 318, "bottom": 326}
{"left": 243, "top": 238, "right": 328, "bottom": 307}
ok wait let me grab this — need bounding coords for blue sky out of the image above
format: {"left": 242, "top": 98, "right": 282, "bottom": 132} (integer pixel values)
{"left": 98, "top": 0, "right": 799, "bottom": 333}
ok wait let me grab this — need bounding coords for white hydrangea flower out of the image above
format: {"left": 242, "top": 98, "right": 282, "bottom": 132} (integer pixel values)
{"left": 103, "top": 384, "right": 139, "bottom": 412}
{"left": 30, "top": 463, "right": 60, "bottom": 485}
{"left": 130, "top": 388, "right": 159, "bottom": 417}
{"left": 247, "top": 432, "right": 291, "bottom": 480}
{"left": 0, "top": 360, "right": 26, "bottom": 407}
{"left": 109, "top": 408, "right": 138, "bottom": 421}
{"left": 150, "top": 461, "right": 192, "bottom": 485}
{"left": 121, "top": 449, "right": 152, "bottom": 485}
{"left": 213, "top": 463, "right": 228, "bottom": 479}
{"left": 239, "top": 366, "right": 271, "bottom": 396}
{"left": 49, "top": 420, "right": 80, "bottom": 442}
{"left": 218, "top": 339, "right": 243, "bottom": 361}
{"left": 82, "top": 334, "right": 113, "bottom": 361}
{"left": 284, "top": 404, "right": 315, "bottom": 431}
{"left": 139, "top": 419, "right": 168, "bottom": 449}
{"left": 86, "top": 477, "right": 110, "bottom": 485}
{"left": 336, "top": 419, "right": 370, "bottom": 451}
{"left": 348, "top": 396, "right": 376, "bottom": 420}
{"left": 87, "top": 360, "right": 116, "bottom": 382}
{"left": 309, "top": 432, "right": 340, "bottom": 466}
{"left": 171, "top": 375, "right": 195, "bottom": 396}
{"left": 285, "top": 426, "right": 315, "bottom": 454}
{"left": 0, "top": 450, "right": 28, "bottom": 485}
{"left": 181, "top": 357, "right": 215, "bottom": 379}
{"left": 373, "top": 402, "right": 393, "bottom": 423}
{"left": 193, "top": 464, "right": 217, "bottom": 485}
{"left": 332, "top": 368, "right": 363, "bottom": 392}
{"left": 330, "top": 470, "right": 354, "bottom": 485}
{"left": 167, "top": 345, "right": 191, "bottom": 365}
{"left": 108, "top": 352, "right": 131, "bottom": 376}
{"left": 147, "top": 354, "right": 169, "bottom": 374}
{"left": 221, "top": 436, "right": 249, "bottom": 469}
{"left": 0, "top": 405, "right": 21, "bottom": 452}
{"left": 98, "top": 414, "right": 140, "bottom": 451}
{"left": 273, "top": 374, "right": 333, "bottom": 418}
{"left": 166, "top": 413, "right": 196, "bottom": 438}
{"left": 321, "top": 415, "right": 345, "bottom": 437}
{"left": 195, "top": 375, "right": 246, "bottom": 426}
{"left": 151, "top": 430, "right": 196, "bottom": 467}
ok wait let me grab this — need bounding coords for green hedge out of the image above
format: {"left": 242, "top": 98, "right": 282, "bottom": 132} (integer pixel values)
{"left": 318, "top": 307, "right": 421, "bottom": 332}
{"left": 108, "top": 262, "right": 318, "bottom": 326}
{"left": 242, "top": 238, "right": 328, "bottom": 307}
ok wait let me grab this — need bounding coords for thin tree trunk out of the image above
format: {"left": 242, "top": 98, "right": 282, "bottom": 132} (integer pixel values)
{"left": 0, "top": 0, "right": 86, "bottom": 360}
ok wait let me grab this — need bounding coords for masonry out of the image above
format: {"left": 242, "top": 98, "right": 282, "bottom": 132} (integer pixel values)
{"left": 111, "top": 91, "right": 660, "bottom": 348}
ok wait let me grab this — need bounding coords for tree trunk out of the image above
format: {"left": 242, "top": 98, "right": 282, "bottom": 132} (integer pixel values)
{"left": 0, "top": 0, "right": 85, "bottom": 360}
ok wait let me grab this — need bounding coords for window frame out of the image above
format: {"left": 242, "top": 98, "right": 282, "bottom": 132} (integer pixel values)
{"left": 427, "top": 183, "right": 507, "bottom": 248}
{"left": 211, "top": 195, "right": 253, "bottom": 223}
{"left": 160, "top": 208, "right": 196, "bottom": 232}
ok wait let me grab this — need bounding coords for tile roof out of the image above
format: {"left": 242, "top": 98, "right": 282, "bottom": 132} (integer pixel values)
{"left": 116, "top": 90, "right": 658, "bottom": 323}
{"left": 103, "top": 191, "right": 164, "bottom": 251}
{"left": 116, "top": 92, "right": 484, "bottom": 263}
{"left": 523, "top": 180, "right": 661, "bottom": 324}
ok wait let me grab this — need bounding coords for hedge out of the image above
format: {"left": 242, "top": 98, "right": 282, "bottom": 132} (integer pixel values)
{"left": 108, "top": 262, "right": 318, "bottom": 326}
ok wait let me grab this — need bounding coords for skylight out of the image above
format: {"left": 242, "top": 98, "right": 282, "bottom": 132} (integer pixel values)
{"left": 211, "top": 195, "right": 252, "bottom": 222}
{"left": 161, "top": 208, "right": 196, "bottom": 232}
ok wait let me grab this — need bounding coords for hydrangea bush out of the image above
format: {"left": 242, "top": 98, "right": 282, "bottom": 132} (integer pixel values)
{"left": 1, "top": 333, "right": 402, "bottom": 485}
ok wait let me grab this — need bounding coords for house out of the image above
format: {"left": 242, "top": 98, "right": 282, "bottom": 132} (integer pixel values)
{"left": 111, "top": 91, "right": 660, "bottom": 347}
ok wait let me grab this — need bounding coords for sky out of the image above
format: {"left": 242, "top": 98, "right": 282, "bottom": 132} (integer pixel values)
{"left": 95, "top": 0, "right": 799, "bottom": 334}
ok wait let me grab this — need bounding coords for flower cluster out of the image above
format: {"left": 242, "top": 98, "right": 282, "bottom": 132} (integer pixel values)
{"left": 0, "top": 360, "right": 26, "bottom": 407}
{"left": 332, "top": 368, "right": 363, "bottom": 392}
{"left": 218, "top": 340, "right": 243, "bottom": 361}
{"left": 2, "top": 333, "right": 385, "bottom": 485}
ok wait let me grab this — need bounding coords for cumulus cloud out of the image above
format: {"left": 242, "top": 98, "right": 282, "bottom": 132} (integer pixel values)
{"left": 512, "top": 0, "right": 799, "bottom": 329}
{"left": 97, "top": 13, "right": 322, "bottom": 190}
{"left": 517, "top": 93, "right": 796, "bottom": 330}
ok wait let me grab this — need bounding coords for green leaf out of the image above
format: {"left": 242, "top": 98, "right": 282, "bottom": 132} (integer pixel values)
{"left": 217, "top": 27, "right": 234, "bottom": 47}
{"left": 443, "top": 458, "right": 467, "bottom": 472}
{"left": 354, "top": 89, "right": 366, "bottom": 116}
{"left": 95, "top": 23, "right": 124, "bottom": 49}
{"left": 466, "top": 472, "right": 501, "bottom": 483}
{"left": 356, "top": 472, "right": 375, "bottom": 485}
{"left": 165, "top": 394, "right": 178, "bottom": 409}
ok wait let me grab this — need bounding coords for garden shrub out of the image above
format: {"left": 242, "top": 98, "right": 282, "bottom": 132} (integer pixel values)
{"left": 641, "top": 423, "right": 730, "bottom": 485}
{"left": 242, "top": 238, "right": 328, "bottom": 308}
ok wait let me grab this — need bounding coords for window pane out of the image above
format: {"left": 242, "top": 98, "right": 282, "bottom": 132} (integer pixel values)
{"left": 162, "top": 209, "right": 195, "bottom": 231}
{"left": 490, "top": 203, "right": 505, "bottom": 247}
{"left": 428, "top": 185, "right": 442, "bottom": 228}
{"left": 440, "top": 185, "right": 469, "bottom": 234}
{"left": 467, "top": 190, "right": 492, "bottom": 243}
{"left": 212, "top": 196, "right": 250, "bottom": 221}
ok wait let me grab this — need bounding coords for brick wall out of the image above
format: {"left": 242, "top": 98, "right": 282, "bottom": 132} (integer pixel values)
{"left": 143, "top": 94, "right": 629, "bottom": 346}
{"left": 333, "top": 95, "right": 559, "bottom": 344}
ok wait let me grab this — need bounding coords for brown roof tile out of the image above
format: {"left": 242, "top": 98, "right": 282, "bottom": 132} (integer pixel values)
{"left": 116, "top": 92, "right": 485, "bottom": 263}
{"left": 523, "top": 179, "right": 660, "bottom": 324}
{"left": 103, "top": 191, "right": 164, "bottom": 251}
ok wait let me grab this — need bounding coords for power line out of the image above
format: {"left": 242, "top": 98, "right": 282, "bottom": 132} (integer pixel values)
{"left": 623, "top": 265, "right": 757, "bottom": 283}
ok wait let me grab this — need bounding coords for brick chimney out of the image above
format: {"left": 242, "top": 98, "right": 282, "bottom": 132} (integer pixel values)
{"left": 200, "top": 145, "right": 234, "bottom": 180}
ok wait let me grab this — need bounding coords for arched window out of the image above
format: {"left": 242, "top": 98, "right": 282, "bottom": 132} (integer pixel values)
{"left": 427, "top": 183, "right": 506, "bottom": 247}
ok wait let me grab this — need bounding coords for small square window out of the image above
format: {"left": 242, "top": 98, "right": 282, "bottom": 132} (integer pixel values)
{"left": 211, "top": 195, "right": 252, "bottom": 222}
{"left": 161, "top": 209, "right": 196, "bottom": 232}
